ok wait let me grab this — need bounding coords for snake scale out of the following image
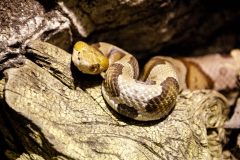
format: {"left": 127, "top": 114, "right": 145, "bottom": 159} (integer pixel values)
{"left": 72, "top": 41, "right": 240, "bottom": 121}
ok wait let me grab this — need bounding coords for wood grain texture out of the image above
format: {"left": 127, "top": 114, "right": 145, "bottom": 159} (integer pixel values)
{"left": 0, "top": 41, "right": 229, "bottom": 159}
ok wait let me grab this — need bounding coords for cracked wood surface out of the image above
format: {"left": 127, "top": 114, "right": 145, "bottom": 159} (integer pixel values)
{"left": 3, "top": 60, "right": 216, "bottom": 159}
{"left": 1, "top": 40, "right": 229, "bottom": 159}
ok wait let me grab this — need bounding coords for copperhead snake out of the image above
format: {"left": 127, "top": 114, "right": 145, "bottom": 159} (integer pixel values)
{"left": 72, "top": 41, "right": 240, "bottom": 121}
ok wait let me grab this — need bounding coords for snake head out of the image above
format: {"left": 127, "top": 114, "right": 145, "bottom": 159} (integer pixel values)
{"left": 72, "top": 41, "right": 109, "bottom": 74}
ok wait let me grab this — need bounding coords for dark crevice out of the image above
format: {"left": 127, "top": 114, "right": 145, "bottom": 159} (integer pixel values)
{"left": 37, "top": 0, "right": 57, "bottom": 11}
{"left": 223, "top": 129, "right": 240, "bottom": 159}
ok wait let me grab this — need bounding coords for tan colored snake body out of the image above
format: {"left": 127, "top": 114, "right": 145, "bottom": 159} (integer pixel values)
{"left": 72, "top": 41, "right": 240, "bottom": 121}
{"left": 72, "top": 42, "right": 179, "bottom": 121}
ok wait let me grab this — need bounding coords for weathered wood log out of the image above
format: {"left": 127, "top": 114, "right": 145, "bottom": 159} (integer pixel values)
{"left": 0, "top": 40, "right": 228, "bottom": 159}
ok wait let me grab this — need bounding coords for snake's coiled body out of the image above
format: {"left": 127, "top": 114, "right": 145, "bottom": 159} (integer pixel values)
{"left": 72, "top": 42, "right": 179, "bottom": 121}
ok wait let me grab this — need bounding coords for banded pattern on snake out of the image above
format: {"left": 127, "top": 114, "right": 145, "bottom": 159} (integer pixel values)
{"left": 72, "top": 41, "right": 240, "bottom": 121}
{"left": 72, "top": 42, "right": 179, "bottom": 121}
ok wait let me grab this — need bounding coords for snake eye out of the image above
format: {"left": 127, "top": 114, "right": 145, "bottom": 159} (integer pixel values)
{"left": 89, "top": 64, "right": 100, "bottom": 73}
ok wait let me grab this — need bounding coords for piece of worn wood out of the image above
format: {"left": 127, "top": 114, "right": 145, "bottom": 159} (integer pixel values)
{"left": 3, "top": 58, "right": 228, "bottom": 159}
{"left": 0, "top": 0, "right": 71, "bottom": 52}
{"left": 0, "top": 40, "right": 229, "bottom": 159}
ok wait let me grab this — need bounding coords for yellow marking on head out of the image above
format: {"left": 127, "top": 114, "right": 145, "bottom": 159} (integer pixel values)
{"left": 72, "top": 41, "right": 109, "bottom": 74}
